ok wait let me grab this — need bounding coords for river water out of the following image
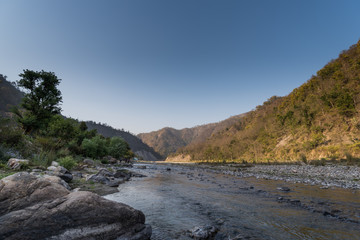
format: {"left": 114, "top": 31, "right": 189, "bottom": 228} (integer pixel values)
{"left": 105, "top": 163, "right": 360, "bottom": 240}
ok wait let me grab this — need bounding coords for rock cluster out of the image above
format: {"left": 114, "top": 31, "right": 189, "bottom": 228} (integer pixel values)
{"left": 0, "top": 172, "right": 151, "bottom": 240}
{"left": 86, "top": 168, "right": 146, "bottom": 188}
{"left": 47, "top": 164, "right": 73, "bottom": 183}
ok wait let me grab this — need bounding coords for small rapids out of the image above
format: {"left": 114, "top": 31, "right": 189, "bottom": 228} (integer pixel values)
{"left": 105, "top": 163, "right": 360, "bottom": 240}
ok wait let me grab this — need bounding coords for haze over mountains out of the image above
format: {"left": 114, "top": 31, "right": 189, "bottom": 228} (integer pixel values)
{"left": 138, "top": 114, "right": 246, "bottom": 157}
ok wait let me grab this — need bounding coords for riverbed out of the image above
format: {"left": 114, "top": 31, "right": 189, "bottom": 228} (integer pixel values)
{"left": 105, "top": 163, "right": 360, "bottom": 240}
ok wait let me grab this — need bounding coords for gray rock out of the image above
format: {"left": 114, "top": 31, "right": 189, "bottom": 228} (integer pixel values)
{"left": 51, "top": 161, "right": 60, "bottom": 167}
{"left": 54, "top": 166, "right": 73, "bottom": 183}
{"left": 131, "top": 171, "right": 147, "bottom": 178}
{"left": 47, "top": 166, "right": 57, "bottom": 171}
{"left": 114, "top": 170, "right": 131, "bottom": 180}
{"left": 277, "top": 187, "right": 291, "bottom": 192}
{"left": 46, "top": 166, "right": 73, "bottom": 183}
{"left": 0, "top": 172, "right": 151, "bottom": 240}
{"left": 189, "top": 225, "right": 218, "bottom": 240}
{"left": 86, "top": 168, "right": 116, "bottom": 184}
{"left": 97, "top": 168, "right": 114, "bottom": 177}
{"left": 106, "top": 178, "right": 125, "bottom": 187}
{"left": 7, "top": 158, "right": 29, "bottom": 170}
{"left": 0, "top": 172, "right": 70, "bottom": 215}
{"left": 83, "top": 158, "right": 95, "bottom": 166}
{"left": 86, "top": 174, "right": 109, "bottom": 184}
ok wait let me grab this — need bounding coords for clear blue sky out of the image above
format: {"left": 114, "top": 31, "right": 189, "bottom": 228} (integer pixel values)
{"left": 1, "top": 0, "right": 360, "bottom": 134}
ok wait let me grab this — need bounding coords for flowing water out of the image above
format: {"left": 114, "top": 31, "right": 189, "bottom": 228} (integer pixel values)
{"left": 105, "top": 163, "right": 360, "bottom": 240}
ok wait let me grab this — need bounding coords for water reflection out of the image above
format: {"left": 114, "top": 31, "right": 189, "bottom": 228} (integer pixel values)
{"left": 105, "top": 164, "right": 360, "bottom": 240}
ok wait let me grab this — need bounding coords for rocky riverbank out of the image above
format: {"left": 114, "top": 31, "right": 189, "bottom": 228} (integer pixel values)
{"left": 0, "top": 158, "right": 152, "bottom": 240}
{"left": 194, "top": 163, "right": 360, "bottom": 189}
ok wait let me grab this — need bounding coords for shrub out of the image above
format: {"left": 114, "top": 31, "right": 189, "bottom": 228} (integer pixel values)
{"left": 107, "top": 137, "right": 131, "bottom": 159}
{"left": 81, "top": 135, "right": 108, "bottom": 159}
{"left": 58, "top": 156, "right": 76, "bottom": 170}
{"left": 31, "top": 151, "right": 56, "bottom": 167}
{"left": 299, "top": 153, "right": 307, "bottom": 164}
{"left": 0, "top": 117, "right": 25, "bottom": 148}
{"left": 46, "top": 115, "right": 80, "bottom": 141}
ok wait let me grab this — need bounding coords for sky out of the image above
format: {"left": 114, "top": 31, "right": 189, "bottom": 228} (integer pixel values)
{"left": 1, "top": 0, "right": 360, "bottom": 134}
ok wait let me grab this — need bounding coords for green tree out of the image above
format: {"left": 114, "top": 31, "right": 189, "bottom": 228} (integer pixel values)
{"left": 81, "top": 135, "right": 108, "bottom": 159}
{"left": 46, "top": 115, "right": 80, "bottom": 141}
{"left": 14, "top": 70, "right": 62, "bottom": 133}
{"left": 108, "top": 136, "right": 131, "bottom": 159}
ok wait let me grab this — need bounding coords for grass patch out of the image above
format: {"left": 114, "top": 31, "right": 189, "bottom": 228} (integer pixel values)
{"left": 31, "top": 151, "right": 56, "bottom": 168}
{"left": 0, "top": 171, "right": 16, "bottom": 179}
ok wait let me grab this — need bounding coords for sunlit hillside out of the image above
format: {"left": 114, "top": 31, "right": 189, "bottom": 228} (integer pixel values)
{"left": 174, "top": 40, "right": 360, "bottom": 162}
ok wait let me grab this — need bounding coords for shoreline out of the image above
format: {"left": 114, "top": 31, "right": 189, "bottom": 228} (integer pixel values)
{"left": 157, "top": 162, "right": 360, "bottom": 189}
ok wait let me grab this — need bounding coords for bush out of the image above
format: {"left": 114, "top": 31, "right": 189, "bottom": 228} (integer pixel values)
{"left": 299, "top": 153, "right": 307, "bottom": 164}
{"left": 58, "top": 156, "right": 76, "bottom": 170}
{"left": 0, "top": 117, "right": 25, "bottom": 148}
{"left": 46, "top": 115, "right": 80, "bottom": 141}
{"left": 107, "top": 137, "right": 131, "bottom": 159}
{"left": 81, "top": 135, "right": 108, "bottom": 159}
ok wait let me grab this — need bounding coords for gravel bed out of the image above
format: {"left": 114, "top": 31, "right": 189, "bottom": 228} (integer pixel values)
{"left": 203, "top": 164, "right": 360, "bottom": 189}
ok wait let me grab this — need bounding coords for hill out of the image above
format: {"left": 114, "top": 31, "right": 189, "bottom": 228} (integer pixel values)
{"left": 0, "top": 74, "right": 161, "bottom": 161}
{"left": 138, "top": 114, "right": 246, "bottom": 157}
{"left": 85, "top": 121, "right": 163, "bottom": 161}
{"left": 0, "top": 74, "right": 23, "bottom": 116}
{"left": 172, "top": 40, "right": 360, "bottom": 163}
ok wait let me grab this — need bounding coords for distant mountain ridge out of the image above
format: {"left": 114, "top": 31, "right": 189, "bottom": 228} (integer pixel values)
{"left": 137, "top": 114, "right": 246, "bottom": 157}
{"left": 85, "top": 121, "right": 162, "bottom": 161}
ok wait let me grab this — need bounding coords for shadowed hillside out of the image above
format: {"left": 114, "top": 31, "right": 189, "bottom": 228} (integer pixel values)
{"left": 0, "top": 74, "right": 160, "bottom": 161}
{"left": 173, "top": 40, "right": 360, "bottom": 163}
{"left": 138, "top": 114, "right": 246, "bottom": 157}
{"left": 0, "top": 74, "right": 23, "bottom": 115}
{"left": 86, "top": 121, "right": 163, "bottom": 161}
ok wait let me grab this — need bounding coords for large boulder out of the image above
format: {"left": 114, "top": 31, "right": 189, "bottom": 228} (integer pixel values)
{"left": 0, "top": 172, "right": 151, "bottom": 240}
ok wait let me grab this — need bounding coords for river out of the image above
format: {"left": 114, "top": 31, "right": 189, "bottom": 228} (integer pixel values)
{"left": 105, "top": 163, "right": 360, "bottom": 240}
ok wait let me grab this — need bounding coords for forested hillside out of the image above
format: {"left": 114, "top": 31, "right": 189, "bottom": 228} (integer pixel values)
{"left": 86, "top": 121, "right": 162, "bottom": 161}
{"left": 174, "top": 40, "right": 360, "bottom": 163}
{"left": 0, "top": 74, "right": 160, "bottom": 161}
{"left": 0, "top": 74, "right": 23, "bottom": 115}
{"left": 138, "top": 114, "right": 246, "bottom": 157}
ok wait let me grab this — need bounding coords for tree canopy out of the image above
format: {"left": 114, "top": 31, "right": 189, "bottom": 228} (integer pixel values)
{"left": 15, "top": 70, "right": 62, "bottom": 133}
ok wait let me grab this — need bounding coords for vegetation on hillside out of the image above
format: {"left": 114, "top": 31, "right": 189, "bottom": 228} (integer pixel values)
{"left": 0, "top": 74, "right": 23, "bottom": 115}
{"left": 85, "top": 121, "right": 162, "bottom": 160}
{"left": 175, "top": 40, "right": 360, "bottom": 163}
{"left": 0, "top": 70, "right": 134, "bottom": 169}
